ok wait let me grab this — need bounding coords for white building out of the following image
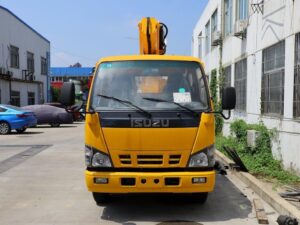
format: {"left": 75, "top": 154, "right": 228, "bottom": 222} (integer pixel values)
{"left": 192, "top": 0, "right": 300, "bottom": 174}
{"left": 0, "top": 6, "right": 50, "bottom": 106}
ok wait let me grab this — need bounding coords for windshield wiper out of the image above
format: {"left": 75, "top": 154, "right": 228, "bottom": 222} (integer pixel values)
{"left": 142, "top": 97, "right": 199, "bottom": 117}
{"left": 97, "top": 94, "right": 152, "bottom": 118}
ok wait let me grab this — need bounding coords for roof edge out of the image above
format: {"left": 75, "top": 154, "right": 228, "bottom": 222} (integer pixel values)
{"left": 0, "top": 5, "right": 50, "bottom": 44}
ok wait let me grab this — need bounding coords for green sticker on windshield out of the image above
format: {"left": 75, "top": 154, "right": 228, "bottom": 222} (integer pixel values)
{"left": 179, "top": 88, "right": 185, "bottom": 93}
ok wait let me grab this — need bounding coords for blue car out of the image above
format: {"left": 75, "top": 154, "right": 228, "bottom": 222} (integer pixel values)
{"left": 0, "top": 104, "right": 37, "bottom": 134}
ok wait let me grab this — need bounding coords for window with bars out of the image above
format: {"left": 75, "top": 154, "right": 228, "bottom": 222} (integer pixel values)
{"left": 223, "top": 66, "right": 232, "bottom": 88}
{"left": 41, "top": 57, "right": 47, "bottom": 75}
{"left": 211, "top": 9, "right": 218, "bottom": 33}
{"left": 235, "top": 58, "right": 247, "bottom": 111}
{"left": 27, "top": 52, "right": 34, "bottom": 73}
{"left": 237, "top": 0, "right": 249, "bottom": 20}
{"left": 262, "top": 41, "right": 285, "bottom": 116}
{"left": 28, "top": 92, "right": 35, "bottom": 105}
{"left": 11, "top": 91, "right": 20, "bottom": 107}
{"left": 294, "top": 33, "right": 300, "bottom": 118}
{"left": 205, "top": 20, "right": 210, "bottom": 54}
{"left": 10, "top": 45, "right": 19, "bottom": 68}
{"left": 224, "top": 0, "right": 232, "bottom": 36}
{"left": 198, "top": 32, "right": 202, "bottom": 59}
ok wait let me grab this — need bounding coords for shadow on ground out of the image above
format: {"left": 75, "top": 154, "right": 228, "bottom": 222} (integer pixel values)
{"left": 9, "top": 131, "right": 44, "bottom": 135}
{"left": 99, "top": 175, "right": 252, "bottom": 224}
{"left": 33, "top": 125, "right": 78, "bottom": 128}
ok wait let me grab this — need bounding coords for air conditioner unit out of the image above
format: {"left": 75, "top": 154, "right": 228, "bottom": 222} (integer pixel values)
{"left": 234, "top": 20, "right": 248, "bottom": 37}
{"left": 211, "top": 31, "right": 222, "bottom": 46}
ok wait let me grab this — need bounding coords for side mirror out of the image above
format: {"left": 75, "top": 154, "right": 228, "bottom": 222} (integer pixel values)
{"left": 222, "top": 87, "right": 236, "bottom": 110}
{"left": 60, "top": 82, "right": 75, "bottom": 106}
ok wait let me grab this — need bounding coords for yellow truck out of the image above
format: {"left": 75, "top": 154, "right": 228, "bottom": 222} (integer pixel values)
{"left": 60, "top": 17, "right": 236, "bottom": 205}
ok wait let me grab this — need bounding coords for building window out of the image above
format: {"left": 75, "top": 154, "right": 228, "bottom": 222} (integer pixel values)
{"left": 223, "top": 66, "right": 232, "bottom": 88}
{"left": 235, "top": 58, "right": 247, "bottom": 111}
{"left": 224, "top": 0, "right": 233, "bottom": 36}
{"left": 205, "top": 20, "right": 210, "bottom": 54}
{"left": 237, "top": 0, "right": 249, "bottom": 20}
{"left": 41, "top": 57, "right": 48, "bottom": 75}
{"left": 262, "top": 41, "right": 285, "bottom": 116}
{"left": 11, "top": 91, "right": 20, "bottom": 107}
{"left": 28, "top": 92, "right": 35, "bottom": 105}
{"left": 27, "top": 52, "right": 34, "bottom": 73}
{"left": 294, "top": 33, "right": 300, "bottom": 118}
{"left": 211, "top": 9, "right": 218, "bottom": 34}
{"left": 10, "top": 45, "right": 19, "bottom": 68}
{"left": 198, "top": 32, "right": 202, "bottom": 59}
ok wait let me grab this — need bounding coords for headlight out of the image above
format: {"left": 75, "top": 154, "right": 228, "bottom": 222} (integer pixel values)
{"left": 92, "top": 152, "right": 112, "bottom": 167}
{"left": 85, "top": 145, "right": 112, "bottom": 167}
{"left": 85, "top": 145, "right": 93, "bottom": 167}
{"left": 188, "top": 145, "right": 215, "bottom": 167}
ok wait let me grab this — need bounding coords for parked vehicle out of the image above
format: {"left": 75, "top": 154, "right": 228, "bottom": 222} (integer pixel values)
{"left": 0, "top": 104, "right": 37, "bottom": 134}
{"left": 22, "top": 104, "right": 73, "bottom": 127}
{"left": 44, "top": 102, "right": 85, "bottom": 121}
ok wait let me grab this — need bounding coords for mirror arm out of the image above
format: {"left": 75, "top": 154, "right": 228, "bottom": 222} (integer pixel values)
{"left": 220, "top": 110, "right": 231, "bottom": 120}
{"left": 205, "top": 110, "right": 232, "bottom": 120}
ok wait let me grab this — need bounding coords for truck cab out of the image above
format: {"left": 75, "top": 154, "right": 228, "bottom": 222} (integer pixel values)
{"left": 60, "top": 18, "right": 236, "bottom": 205}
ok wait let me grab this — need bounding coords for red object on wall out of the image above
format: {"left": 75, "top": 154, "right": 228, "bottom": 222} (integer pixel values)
{"left": 51, "top": 81, "right": 63, "bottom": 89}
{"left": 87, "top": 76, "right": 93, "bottom": 89}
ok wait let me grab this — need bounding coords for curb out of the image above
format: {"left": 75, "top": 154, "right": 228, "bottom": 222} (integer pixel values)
{"left": 215, "top": 150, "right": 300, "bottom": 220}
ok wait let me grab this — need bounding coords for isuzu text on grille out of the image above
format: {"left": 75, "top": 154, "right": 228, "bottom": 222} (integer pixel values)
{"left": 131, "top": 119, "right": 170, "bottom": 128}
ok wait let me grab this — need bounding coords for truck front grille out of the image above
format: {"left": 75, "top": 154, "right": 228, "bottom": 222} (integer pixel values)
{"left": 118, "top": 153, "right": 182, "bottom": 167}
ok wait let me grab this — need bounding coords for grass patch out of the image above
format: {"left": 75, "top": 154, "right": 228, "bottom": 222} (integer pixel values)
{"left": 216, "top": 120, "right": 300, "bottom": 185}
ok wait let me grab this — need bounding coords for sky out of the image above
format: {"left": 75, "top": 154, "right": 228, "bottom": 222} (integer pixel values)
{"left": 0, "top": 0, "right": 208, "bottom": 67}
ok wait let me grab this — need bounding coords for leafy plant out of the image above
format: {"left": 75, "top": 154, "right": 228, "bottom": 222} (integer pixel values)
{"left": 216, "top": 120, "right": 300, "bottom": 185}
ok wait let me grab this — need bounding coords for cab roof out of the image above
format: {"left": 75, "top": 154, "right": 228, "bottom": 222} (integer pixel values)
{"left": 97, "top": 55, "right": 204, "bottom": 66}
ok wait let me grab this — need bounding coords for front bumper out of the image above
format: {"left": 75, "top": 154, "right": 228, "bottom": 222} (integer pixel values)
{"left": 85, "top": 170, "right": 215, "bottom": 193}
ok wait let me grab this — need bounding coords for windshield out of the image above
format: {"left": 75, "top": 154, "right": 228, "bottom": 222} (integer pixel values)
{"left": 91, "top": 60, "right": 209, "bottom": 111}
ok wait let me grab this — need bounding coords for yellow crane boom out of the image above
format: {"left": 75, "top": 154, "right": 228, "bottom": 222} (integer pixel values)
{"left": 138, "top": 17, "right": 168, "bottom": 55}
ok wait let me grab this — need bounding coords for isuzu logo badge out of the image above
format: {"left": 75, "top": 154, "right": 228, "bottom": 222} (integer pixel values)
{"left": 131, "top": 119, "right": 170, "bottom": 128}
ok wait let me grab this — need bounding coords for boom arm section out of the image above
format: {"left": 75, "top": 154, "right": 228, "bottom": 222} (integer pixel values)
{"left": 138, "top": 17, "right": 168, "bottom": 55}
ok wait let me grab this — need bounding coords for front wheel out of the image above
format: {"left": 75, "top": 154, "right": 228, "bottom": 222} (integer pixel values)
{"left": 16, "top": 128, "right": 27, "bottom": 133}
{"left": 92, "top": 193, "right": 111, "bottom": 205}
{"left": 0, "top": 122, "right": 11, "bottom": 135}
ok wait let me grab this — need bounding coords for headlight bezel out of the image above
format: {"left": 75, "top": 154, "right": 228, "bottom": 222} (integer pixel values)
{"left": 188, "top": 145, "right": 215, "bottom": 168}
{"left": 85, "top": 145, "right": 113, "bottom": 168}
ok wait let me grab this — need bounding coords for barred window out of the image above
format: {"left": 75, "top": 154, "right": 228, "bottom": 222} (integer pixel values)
{"left": 211, "top": 9, "right": 218, "bottom": 33}
{"left": 223, "top": 66, "right": 231, "bottom": 88}
{"left": 41, "top": 57, "right": 47, "bottom": 75}
{"left": 224, "top": 0, "right": 233, "bottom": 36}
{"left": 28, "top": 92, "right": 35, "bottom": 105}
{"left": 235, "top": 59, "right": 247, "bottom": 111}
{"left": 10, "top": 45, "right": 19, "bottom": 68}
{"left": 262, "top": 41, "right": 285, "bottom": 116}
{"left": 205, "top": 20, "right": 210, "bottom": 54}
{"left": 198, "top": 32, "right": 202, "bottom": 58}
{"left": 237, "top": 0, "right": 249, "bottom": 20}
{"left": 27, "top": 52, "right": 34, "bottom": 72}
{"left": 294, "top": 33, "right": 300, "bottom": 118}
{"left": 11, "top": 91, "right": 20, "bottom": 107}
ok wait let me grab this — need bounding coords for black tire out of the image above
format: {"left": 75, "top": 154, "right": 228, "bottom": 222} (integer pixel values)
{"left": 0, "top": 122, "right": 11, "bottom": 135}
{"left": 92, "top": 193, "right": 111, "bottom": 205}
{"left": 16, "top": 128, "right": 27, "bottom": 133}
{"left": 50, "top": 123, "right": 60, "bottom": 127}
{"left": 60, "top": 82, "right": 75, "bottom": 106}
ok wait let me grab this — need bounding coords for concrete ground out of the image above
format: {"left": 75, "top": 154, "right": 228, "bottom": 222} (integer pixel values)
{"left": 0, "top": 123, "right": 280, "bottom": 225}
